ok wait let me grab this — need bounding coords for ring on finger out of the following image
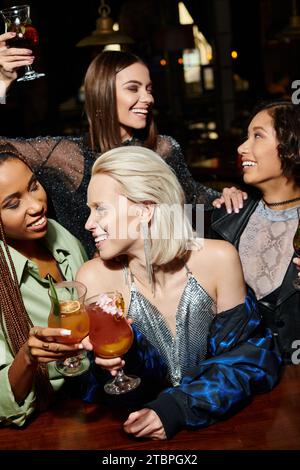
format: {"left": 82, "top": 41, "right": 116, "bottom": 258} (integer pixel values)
{"left": 42, "top": 343, "right": 50, "bottom": 350}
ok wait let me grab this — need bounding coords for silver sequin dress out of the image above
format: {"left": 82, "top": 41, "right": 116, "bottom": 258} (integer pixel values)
{"left": 126, "top": 266, "right": 217, "bottom": 386}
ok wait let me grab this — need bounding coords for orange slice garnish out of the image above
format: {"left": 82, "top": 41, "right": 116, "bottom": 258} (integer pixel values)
{"left": 60, "top": 300, "right": 80, "bottom": 314}
{"left": 115, "top": 296, "right": 125, "bottom": 317}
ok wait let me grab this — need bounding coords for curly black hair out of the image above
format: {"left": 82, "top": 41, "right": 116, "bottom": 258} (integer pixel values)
{"left": 249, "top": 100, "right": 300, "bottom": 181}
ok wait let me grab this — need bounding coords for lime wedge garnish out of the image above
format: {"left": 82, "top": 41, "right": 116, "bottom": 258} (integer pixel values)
{"left": 47, "top": 274, "right": 60, "bottom": 317}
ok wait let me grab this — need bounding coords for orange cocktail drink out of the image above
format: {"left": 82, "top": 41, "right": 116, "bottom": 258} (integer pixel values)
{"left": 47, "top": 280, "right": 90, "bottom": 377}
{"left": 48, "top": 299, "right": 89, "bottom": 344}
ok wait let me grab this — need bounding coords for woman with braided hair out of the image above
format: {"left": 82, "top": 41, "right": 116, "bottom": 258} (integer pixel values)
{"left": 0, "top": 143, "right": 87, "bottom": 426}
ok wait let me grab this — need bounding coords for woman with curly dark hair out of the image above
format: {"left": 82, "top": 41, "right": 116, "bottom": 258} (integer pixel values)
{"left": 211, "top": 101, "right": 300, "bottom": 364}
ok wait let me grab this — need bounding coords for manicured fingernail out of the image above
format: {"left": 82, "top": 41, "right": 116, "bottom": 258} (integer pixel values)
{"left": 243, "top": 195, "right": 248, "bottom": 200}
{"left": 216, "top": 204, "right": 221, "bottom": 209}
{"left": 235, "top": 209, "right": 239, "bottom": 213}
{"left": 227, "top": 209, "right": 232, "bottom": 214}
{"left": 78, "top": 344, "right": 83, "bottom": 349}
{"left": 60, "top": 329, "right": 71, "bottom": 336}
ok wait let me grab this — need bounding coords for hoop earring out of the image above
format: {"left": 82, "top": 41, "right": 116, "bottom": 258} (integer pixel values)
{"left": 141, "top": 220, "right": 154, "bottom": 293}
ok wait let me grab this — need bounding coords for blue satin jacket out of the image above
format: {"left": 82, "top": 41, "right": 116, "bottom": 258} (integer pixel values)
{"left": 82, "top": 293, "right": 281, "bottom": 438}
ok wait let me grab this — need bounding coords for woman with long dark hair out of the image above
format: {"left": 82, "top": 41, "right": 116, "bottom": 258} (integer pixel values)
{"left": 1, "top": 50, "right": 245, "bottom": 256}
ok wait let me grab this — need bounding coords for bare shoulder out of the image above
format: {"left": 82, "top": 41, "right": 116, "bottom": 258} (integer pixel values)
{"left": 205, "top": 238, "right": 239, "bottom": 263}
{"left": 187, "top": 238, "right": 242, "bottom": 284}
{"left": 76, "top": 257, "right": 123, "bottom": 296}
{"left": 188, "top": 239, "right": 245, "bottom": 312}
{"left": 77, "top": 257, "right": 122, "bottom": 278}
{"left": 76, "top": 257, "right": 103, "bottom": 279}
{"left": 189, "top": 238, "right": 239, "bottom": 265}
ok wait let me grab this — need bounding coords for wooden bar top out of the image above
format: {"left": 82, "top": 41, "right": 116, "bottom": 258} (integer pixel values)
{"left": 0, "top": 365, "right": 299, "bottom": 451}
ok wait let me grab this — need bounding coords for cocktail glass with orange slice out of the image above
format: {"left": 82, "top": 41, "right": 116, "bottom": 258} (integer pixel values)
{"left": 48, "top": 280, "right": 90, "bottom": 376}
{"left": 85, "top": 291, "right": 140, "bottom": 395}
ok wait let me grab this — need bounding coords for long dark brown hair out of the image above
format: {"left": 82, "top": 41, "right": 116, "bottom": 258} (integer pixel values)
{"left": 84, "top": 50, "right": 157, "bottom": 153}
{"left": 0, "top": 143, "right": 53, "bottom": 411}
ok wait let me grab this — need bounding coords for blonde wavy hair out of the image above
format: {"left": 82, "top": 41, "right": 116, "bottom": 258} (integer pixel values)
{"left": 91, "top": 146, "right": 197, "bottom": 265}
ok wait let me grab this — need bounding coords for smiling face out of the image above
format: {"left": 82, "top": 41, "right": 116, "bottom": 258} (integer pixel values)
{"left": 0, "top": 158, "right": 48, "bottom": 245}
{"left": 85, "top": 173, "right": 143, "bottom": 259}
{"left": 238, "top": 109, "right": 286, "bottom": 189}
{"left": 116, "top": 62, "right": 154, "bottom": 141}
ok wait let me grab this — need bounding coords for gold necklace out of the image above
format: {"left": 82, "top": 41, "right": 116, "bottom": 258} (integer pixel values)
{"left": 263, "top": 196, "right": 300, "bottom": 207}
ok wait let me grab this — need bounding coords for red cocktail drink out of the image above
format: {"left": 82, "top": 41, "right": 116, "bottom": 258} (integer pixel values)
{"left": 85, "top": 292, "right": 140, "bottom": 395}
{"left": 87, "top": 302, "right": 133, "bottom": 357}
{"left": 0, "top": 4, "right": 45, "bottom": 81}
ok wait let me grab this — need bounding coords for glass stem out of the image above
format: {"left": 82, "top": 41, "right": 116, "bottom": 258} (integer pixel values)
{"left": 114, "top": 368, "right": 127, "bottom": 385}
{"left": 65, "top": 356, "right": 81, "bottom": 369}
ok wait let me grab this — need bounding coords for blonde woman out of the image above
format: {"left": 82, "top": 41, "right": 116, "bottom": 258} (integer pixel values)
{"left": 77, "top": 146, "right": 280, "bottom": 440}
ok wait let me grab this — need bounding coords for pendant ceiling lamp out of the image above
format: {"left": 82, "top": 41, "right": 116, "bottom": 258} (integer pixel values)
{"left": 76, "top": 0, "right": 134, "bottom": 47}
{"left": 276, "top": 0, "right": 300, "bottom": 41}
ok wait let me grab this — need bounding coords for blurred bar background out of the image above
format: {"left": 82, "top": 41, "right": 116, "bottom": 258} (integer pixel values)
{"left": 1, "top": 0, "right": 299, "bottom": 190}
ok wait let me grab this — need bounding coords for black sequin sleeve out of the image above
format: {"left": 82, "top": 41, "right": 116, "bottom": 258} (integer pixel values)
{"left": 0, "top": 135, "right": 85, "bottom": 190}
{"left": 155, "top": 135, "right": 220, "bottom": 210}
{"left": 0, "top": 135, "right": 95, "bottom": 257}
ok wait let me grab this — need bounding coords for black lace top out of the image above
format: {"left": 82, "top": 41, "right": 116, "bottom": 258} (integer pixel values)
{"left": 0, "top": 134, "right": 219, "bottom": 256}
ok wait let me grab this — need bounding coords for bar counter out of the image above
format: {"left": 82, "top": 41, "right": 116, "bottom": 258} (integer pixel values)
{"left": 0, "top": 365, "right": 299, "bottom": 451}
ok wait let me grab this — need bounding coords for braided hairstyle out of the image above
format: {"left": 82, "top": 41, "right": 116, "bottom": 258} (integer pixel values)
{"left": 0, "top": 143, "right": 53, "bottom": 410}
